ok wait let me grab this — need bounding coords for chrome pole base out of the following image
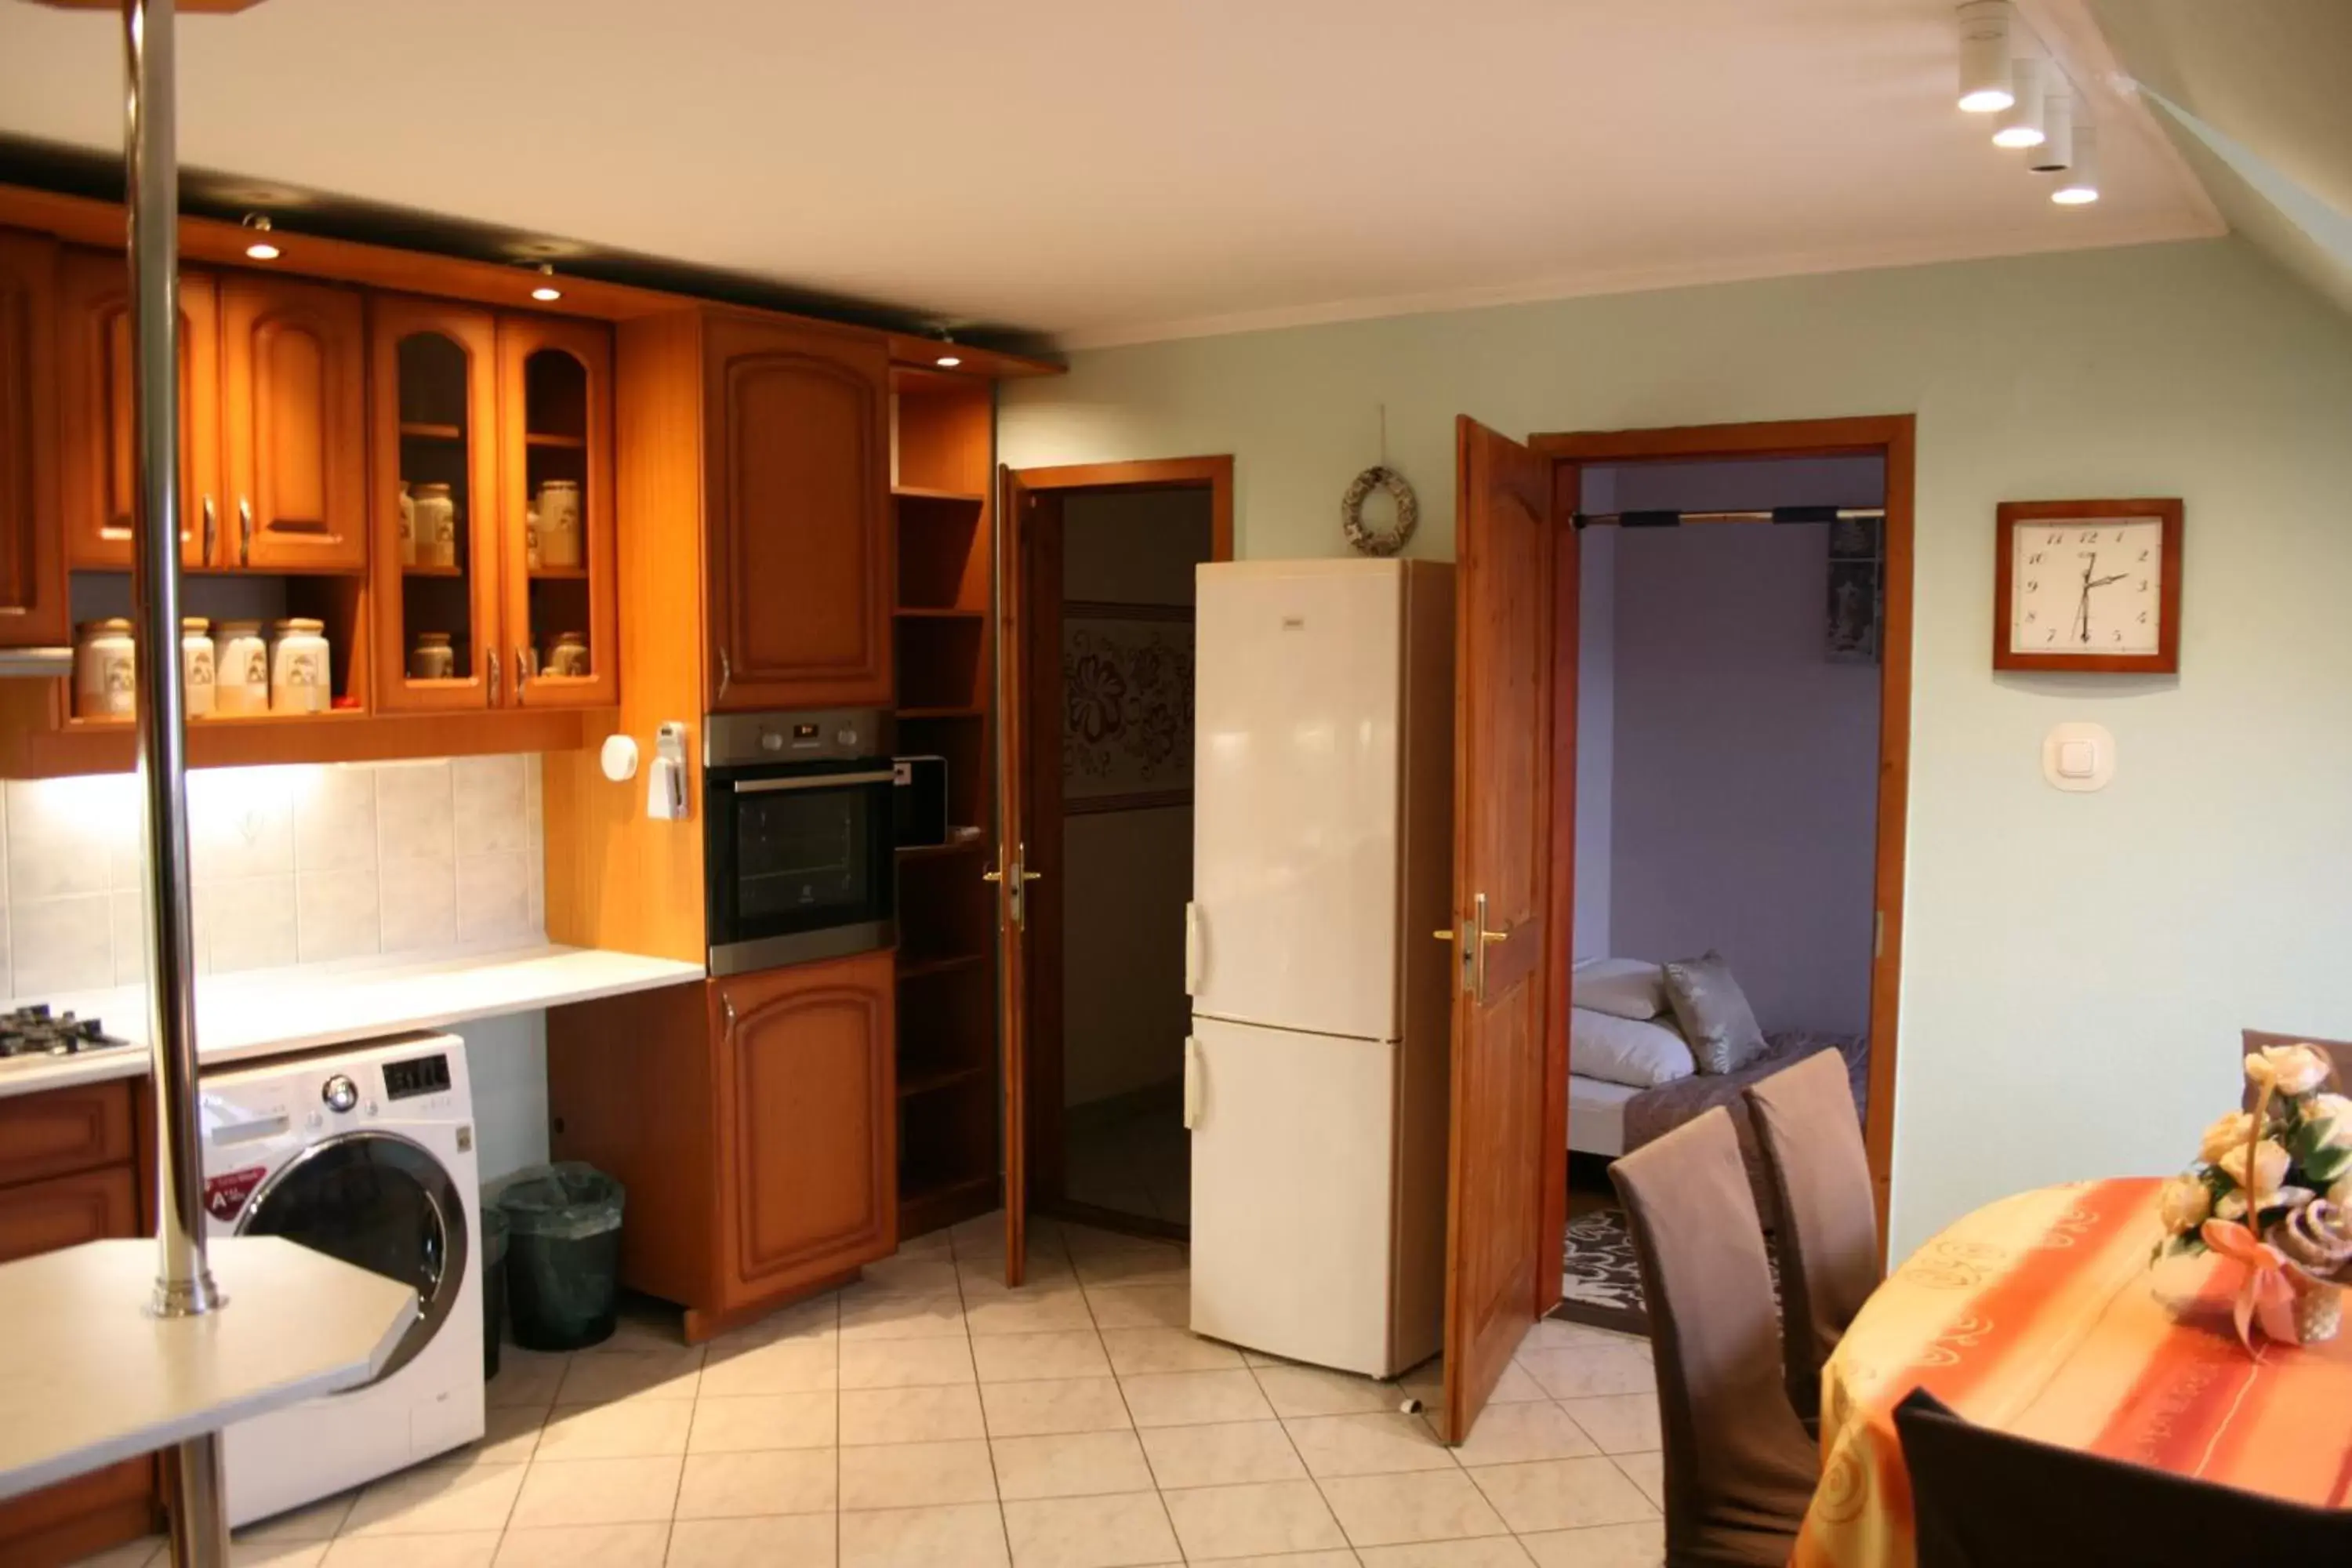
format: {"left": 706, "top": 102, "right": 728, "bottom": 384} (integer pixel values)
{"left": 150, "top": 1273, "right": 227, "bottom": 1319}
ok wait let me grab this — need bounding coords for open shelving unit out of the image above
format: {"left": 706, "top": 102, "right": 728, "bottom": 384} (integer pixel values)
{"left": 891, "top": 372, "right": 1002, "bottom": 1240}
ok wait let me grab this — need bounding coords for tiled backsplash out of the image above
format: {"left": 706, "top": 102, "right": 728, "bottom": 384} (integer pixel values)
{"left": 0, "top": 754, "right": 546, "bottom": 1000}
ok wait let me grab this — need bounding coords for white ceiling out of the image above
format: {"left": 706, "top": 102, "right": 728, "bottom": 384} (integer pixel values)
{"left": 0, "top": 0, "right": 2224, "bottom": 348}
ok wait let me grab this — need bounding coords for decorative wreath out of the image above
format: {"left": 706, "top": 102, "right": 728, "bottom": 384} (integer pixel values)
{"left": 1341, "top": 465, "right": 1419, "bottom": 557}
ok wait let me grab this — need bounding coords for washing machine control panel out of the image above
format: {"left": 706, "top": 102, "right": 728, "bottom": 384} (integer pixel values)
{"left": 383, "top": 1053, "right": 453, "bottom": 1102}
{"left": 321, "top": 1074, "right": 359, "bottom": 1113}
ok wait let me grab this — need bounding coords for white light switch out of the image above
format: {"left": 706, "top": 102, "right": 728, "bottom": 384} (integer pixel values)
{"left": 2042, "top": 722, "right": 2115, "bottom": 793}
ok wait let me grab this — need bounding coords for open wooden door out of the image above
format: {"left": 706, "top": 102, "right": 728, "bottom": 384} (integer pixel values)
{"left": 1439, "top": 417, "right": 1559, "bottom": 1442}
{"left": 993, "top": 466, "right": 1040, "bottom": 1287}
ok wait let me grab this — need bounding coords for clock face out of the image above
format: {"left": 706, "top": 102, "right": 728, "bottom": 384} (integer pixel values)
{"left": 2008, "top": 516, "right": 2165, "bottom": 656}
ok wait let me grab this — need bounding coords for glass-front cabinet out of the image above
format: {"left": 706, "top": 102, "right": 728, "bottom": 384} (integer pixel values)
{"left": 499, "top": 317, "right": 616, "bottom": 708}
{"left": 370, "top": 297, "right": 500, "bottom": 711}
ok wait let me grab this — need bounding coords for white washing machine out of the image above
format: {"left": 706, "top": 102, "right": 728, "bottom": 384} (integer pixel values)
{"left": 200, "top": 1033, "right": 485, "bottom": 1526}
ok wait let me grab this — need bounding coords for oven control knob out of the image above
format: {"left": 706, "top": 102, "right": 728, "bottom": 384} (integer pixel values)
{"left": 322, "top": 1074, "right": 359, "bottom": 1114}
{"left": 761, "top": 732, "right": 784, "bottom": 752}
{"left": 836, "top": 727, "right": 857, "bottom": 747}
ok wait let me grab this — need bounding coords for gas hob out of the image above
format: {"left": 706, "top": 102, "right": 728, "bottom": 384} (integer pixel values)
{"left": 0, "top": 1004, "right": 138, "bottom": 1062}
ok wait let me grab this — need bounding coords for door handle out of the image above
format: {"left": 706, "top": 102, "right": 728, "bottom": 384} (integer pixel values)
{"left": 1440, "top": 895, "right": 1508, "bottom": 1000}
{"left": 514, "top": 645, "right": 529, "bottom": 692}
{"left": 717, "top": 647, "right": 731, "bottom": 699}
{"left": 1184, "top": 902, "right": 1203, "bottom": 996}
{"left": 237, "top": 496, "right": 252, "bottom": 566}
{"left": 1182, "top": 1036, "right": 1203, "bottom": 1130}
{"left": 720, "top": 993, "right": 735, "bottom": 1032}
{"left": 201, "top": 495, "right": 216, "bottom": 561}
{"left": 488, "top": 648, "right": 502, "bottom": 706}
{"left": 984, "top": 844, "right": 1041, "bottom": 928}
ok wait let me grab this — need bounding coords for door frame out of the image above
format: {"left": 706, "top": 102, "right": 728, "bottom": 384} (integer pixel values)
{"left": 1530, "top": 415, "right": 1915, "bottom": 1246}
{"left": 996, "top": 456, "right": 1236, "bottom": 1254}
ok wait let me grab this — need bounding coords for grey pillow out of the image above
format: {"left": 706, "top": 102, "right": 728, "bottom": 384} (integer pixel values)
{"left": 1662, "top": 951, "right": 1769, "bottom": 1075}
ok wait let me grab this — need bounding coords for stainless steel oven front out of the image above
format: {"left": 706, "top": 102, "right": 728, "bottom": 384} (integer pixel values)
{"left": 704, "top": 708, "right": 897, "bottom": 975}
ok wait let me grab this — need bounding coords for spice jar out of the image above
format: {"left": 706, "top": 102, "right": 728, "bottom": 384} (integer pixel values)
{"left": 409, "top": 631, "right": 456, "bottom": 681}
{"left": 535, "top": 480, "right": 583, "bottom": 569}
{"left": 181, "top": 617, "right": 215, "bottom": 717}
{"left": 397, "top": 481, "right": 417, "bottom": 567}
{"left": 214, "top": 620, "right": 270, "bottom": 714}
{"left": 74, "top": 619, "right": 136, "bottom": 720}
{"left": 545, "top": 631, "right": 590, "bottom": 678}
{"left": 269, "top": 618, "right": 332, "bottom": 713}
{"left": 411, "top": 482, "right": 458, "bottom": 569}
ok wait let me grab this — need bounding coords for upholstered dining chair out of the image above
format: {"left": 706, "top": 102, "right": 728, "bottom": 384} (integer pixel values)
{"left": 2242, "top": 1029, "right": 2352, "bottom": 1109}
{"left": 1745, "top": 1050, "right": 1881, "bottom": 1428}
{"left": 1893, "top": 1385, "right": 2352, "bottom": 1566}
{"left": 1611, "top": 1107, "right": 1818, "bottom": 1567}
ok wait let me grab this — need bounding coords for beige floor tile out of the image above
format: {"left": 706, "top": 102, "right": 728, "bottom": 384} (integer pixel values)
{"left": 1176, "top": 1556, "right": 1354, "bottom": 1568}
{"left": 1158, "top": 1479, "right": 1345, "bottom": 1560}
{"left": 839, "top": 1291, "right": 967, "bottom": 1341}
{"left": 1118, "top": 1369, "right": 1274, "bottom": 1428}
{"left": 1448, "top": 1401, "right": 1599, "bottom": 1467}
{"left": 854, "top": 1253, "right": 965, "bottom": 1296}
{"left": 64, "top": 1538, "right": 163, "bottom": 1568}
{"left": 507, "top": 1454, "right": 684, "bottom": 1527}
{"left": 587, "top": 1312, "right": 695, "bottom": 1356}
{"left": 491, "top": 1520, "right": 670, "bottom": 1567}
{"left": 1253, "top": 1362, "right": 1402, "bottom": 1418}
{"left": 448, "top": 1404, "right": 546, "bottom": 1466}
{"left": 991, "top": 1431, "right": 1156, "bottom": 1501}
{"left": 706, "top": 1290, "right": 840, "bottom": 1348}
{"left": 1069, "top": 1249, "right": 1187, "bottom": 1291}
{"left": 1001, "top": 1491, "right": 1179, "bottom": 1568}
{"left": 485, "top": 1349, "right": 570, "bottom": 1408}
{"left": 237, "top": 1490, "right": 357, "bottom": 1541}
{"left": 320, "top": 1537, "right": 499, "bottom": 1568}
{"left": 1465, "top": 1456, "right": 1654, "bottom": 1534}
{"left": 961, "top": 1250, "right": 1080, "bottom": 1295}
{"left": 1610, "top": 1450, "right": 1666, "bottom": 1511}
{"left": 1135, "top": 1420, "right": 1305, "bottom": 1490}
{"left": 842, "top": 1382, "right": 989, "bottom": 1445}
{"left": 974, "top": 1330, "right": 1113, "bottom": 1383}
{"left": 840, "top": 1439, "right": 1000, "bottom": 1510}
{"left": 532, "top": 1397, "right": 695, "bottom": 1460}
{"left": 965, "top": 1288, "right": 1099, "bottom": 1338}
{"left": 699, "top": 1336, "right": 837, "bottom": 1398}
{"left": 1396, "top": 1360, "right": 1543, "bottom": 1411}
{"left": 341, "top": 1462, "right": 526, "bottom": 1537}
{"left": 674, "top": 1449, "right": 838, "bottom": 1519}
{"left": 1357, "top": 1539, "right": 1537, "bottom": 1566}
{"left": 1098, "top": 1327, "right": 1243, "bottom": 1376}
{"left": 690, "top": 1391, "right": 839, "bottom": 1451}
{"left": 981, "top": 1377, "right": 1134, "bottom": 1438}
{"left": 838, "top": 1501, "right": 1010, "bottom": 1568}
{"left": 1519, "top": 1318, "right": 1639, "bottom": 1352}
{"left": 1079, "top": 1285, "right": 1189, "bottom": 1332}
{"left": 1558, "top": 1394, "right": 1661, "bottom": 1455}
{"left": 553, "top": 1348, "right": 703, "bottom": 1405}
{"left": 234, "top": 1543, "right": 328, "bottom": 1568}
{"left": 1519, "top": 1521, "right": 1665, "bottom": 1568}
{"left": 1318, "top": 1468, "right": 1508, "bottom": 1547}
{"left": 1283, "top": 1411, "right": 1457, "bottom": 1478}
{"left": 1513, "top": 1343, "right": 1651, "bottom": 1402}
{"left": 840, "top": 1334, "right": 978, "bottom": 1388}
{"left": 666, "top": 1514, "right": 838, "bottom": 1568}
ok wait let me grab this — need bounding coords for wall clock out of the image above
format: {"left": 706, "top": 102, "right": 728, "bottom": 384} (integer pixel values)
{"left": 1994, "top": 498, "right": 2183, "bottom": 673}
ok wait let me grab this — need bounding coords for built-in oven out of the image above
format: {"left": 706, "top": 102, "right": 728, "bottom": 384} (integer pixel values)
{"left": 704, "top": 708, "right": 897, "bottom": 975}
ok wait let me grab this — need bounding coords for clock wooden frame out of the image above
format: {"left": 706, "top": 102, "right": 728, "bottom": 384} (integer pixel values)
{"left": 1994, "top": 497, "right": 2183, "bottom": 674}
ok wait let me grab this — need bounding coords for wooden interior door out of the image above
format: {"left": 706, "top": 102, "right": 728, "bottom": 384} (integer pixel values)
{"left": 1439, "top": 416, "right": 1558, "bottom": 1443}
{"left": 992, "top": 466, "right": 1045, "bottom": 1285}
{"left": 220, "top": 273, "right": 367, "bottom": 571}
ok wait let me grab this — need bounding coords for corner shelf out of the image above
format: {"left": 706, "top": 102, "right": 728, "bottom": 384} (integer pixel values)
{"left": 524, "top": 431, "right": 587, "bottom": 450}
{"left": 529, "top": 565, "right": 590, "bottom": 581}
{"left": 398, "top": 421, "right": 463, "bottom": 441}
{"left": 896, "top": 952, "right": 988, "bottom": 982}
{"left": 891, "top": 485, "right": 986, "bottom": 505}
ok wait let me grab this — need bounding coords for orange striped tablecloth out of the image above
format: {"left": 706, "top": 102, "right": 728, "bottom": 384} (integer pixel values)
{"left": 1793, "top": 1177, "right": 2352, "bottom": 1568}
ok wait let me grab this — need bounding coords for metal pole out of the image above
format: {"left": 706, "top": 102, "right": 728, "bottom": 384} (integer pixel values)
{"left": 122, "top": 0, "right": 230, "bottom": 1560}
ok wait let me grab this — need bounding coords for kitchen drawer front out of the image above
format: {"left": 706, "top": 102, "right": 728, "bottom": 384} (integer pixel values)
{"left": 0, "top": 1164, "right": 140, "bottom": 1263}
{"left": 0, "top": 1080, "right": 136, "bottom": 1189}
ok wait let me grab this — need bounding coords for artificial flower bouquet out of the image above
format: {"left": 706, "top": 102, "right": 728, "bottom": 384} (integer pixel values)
{"left": 2157, "top": 1044, "right": 2352, "bottom": 1347}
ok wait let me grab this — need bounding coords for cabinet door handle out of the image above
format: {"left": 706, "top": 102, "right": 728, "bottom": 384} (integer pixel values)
{"left": 488, "top": 648, "right": 502, "bottom": 705}
{"left": 717, "top": 647, "right": 731, "bottom": 699}
{"left": 237, "top": 496, "right": 252, "bottom": 566}
{"left": 1183, "top": 902, "right": 1203, "bottom": 996}
{"left": 720, "top": 993, "right": 736, "bottom": 1031}
{"left": 1182, "top": 1036, "right": 1203, "bottom": 1130}
{"left": 201, "top": 495, "right": 216, "bottom": 561}
{"left": 514, "top": 646, "right": 529, "bottom": 692}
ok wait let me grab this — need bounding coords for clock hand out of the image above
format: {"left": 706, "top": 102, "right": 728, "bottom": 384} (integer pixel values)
{"left": 2086, "top": 572, "right": 2129, "bottom": 589}
{"left": 2076, "top": 551, "right": 2096, "bottom": 644}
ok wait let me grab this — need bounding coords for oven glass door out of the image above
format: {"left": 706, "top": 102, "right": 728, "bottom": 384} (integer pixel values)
{"left": 710, "top": 764, "right": 895, "bottom": 955}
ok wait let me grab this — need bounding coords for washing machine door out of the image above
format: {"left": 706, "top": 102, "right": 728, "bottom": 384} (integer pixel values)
{"left": 238, "top": 1131, "right": 466, "bottom": 1387}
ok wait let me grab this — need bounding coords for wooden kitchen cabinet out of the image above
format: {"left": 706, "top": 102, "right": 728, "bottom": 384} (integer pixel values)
{"left": 499, "top": 314, "right": 618, "bottom": 708}
{"left": 220, "top": 272, "right": 368, "bottom": 572}
{"left": 702, "top": 313, "right": 891, "bottom": 713}
{"left": 57, "top": 247, "right": 223, "bottom": 571}
{"left": 0, "top": 227, "right": 68, "bottom": 649}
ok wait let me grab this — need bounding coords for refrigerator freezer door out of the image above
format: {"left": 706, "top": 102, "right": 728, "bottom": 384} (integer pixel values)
{"left": 1192, "top": 562, "right": 1403, "bottom": 1040}
{"left": 1189, "top": 1014, "right": 1402, "bottom": 1377}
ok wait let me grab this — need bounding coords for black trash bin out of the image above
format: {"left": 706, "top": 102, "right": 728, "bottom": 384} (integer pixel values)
{"left": 496, "top": 1162, "right": 626, "bottom": 1352}
{"left": 481, "top": 1203, "right": 510, "bottom": 1379}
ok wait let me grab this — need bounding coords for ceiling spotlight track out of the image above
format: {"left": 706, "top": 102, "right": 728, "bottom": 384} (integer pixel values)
{"left": 1993, "top": 56, "right": 2047, "bottom": 149}
{"left": 1955, "top": 0, "right": 2015, "bottom": 114}
{"left": 2052, "top": 123, "right": 2100, "bottom": 205}
{"left": 1954, "top": 2, "right": 2096, "bottom": 207}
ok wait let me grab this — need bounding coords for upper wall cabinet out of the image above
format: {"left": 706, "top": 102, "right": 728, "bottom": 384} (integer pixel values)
{"left": 703, "top": 314, "right": 891, "bottom": 713}
{"left": 58, "top": 248, "right": 221, "bottom": 569}
{"left": 0, "top": 229, "right": 66, "bottom": 648}
{"left": 500, "top": 315, "right": 617, "bottom": 709}
{"left": 220, "top": 273, "right": 367, "bottom": 572}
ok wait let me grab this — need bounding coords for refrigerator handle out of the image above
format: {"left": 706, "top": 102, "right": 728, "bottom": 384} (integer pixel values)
{"left": 1183, "top": 1036, "right": 1203, "bottom": 1129}
{"left": 1183, "top": 901, "right": 1203, "bottom": 996}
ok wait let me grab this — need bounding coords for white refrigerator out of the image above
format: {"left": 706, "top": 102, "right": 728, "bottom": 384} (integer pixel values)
{"left": 1185, "top": 557, "right": 1456, "bottom": 1378}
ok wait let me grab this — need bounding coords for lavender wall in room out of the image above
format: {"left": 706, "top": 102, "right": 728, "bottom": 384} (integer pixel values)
{"left": 1601, "top": 456, "right": 1882, "bottom": 1035}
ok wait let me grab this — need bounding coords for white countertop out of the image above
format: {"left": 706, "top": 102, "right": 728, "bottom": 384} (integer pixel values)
{"left": 0, "top": 1237, "right": 415, "bottom": 1501}
{"left": 0, "top": 945, "right": 705, "bottom": 1099}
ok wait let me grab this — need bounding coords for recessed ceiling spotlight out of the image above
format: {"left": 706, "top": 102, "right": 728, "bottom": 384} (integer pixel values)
{"left": 530, "top": 264, "right": 562, "bottom": 303}
{"left": 2030, "top": 91, "right": 2074, "bottom": 173}
{"left": 935, "top": 354, "right": 963, "bottom": 368}
{"left": 2051, "top": 122, "right": 2100, "bottom": 204}
{"left": 1956, "top": 1, "right": 2015, "bottom": 114}
{"left": 1993, "top": 56, "right": 2047, "bottom": 148}
{"left": 240, "top": 213, "right": 279, "bottom": 260}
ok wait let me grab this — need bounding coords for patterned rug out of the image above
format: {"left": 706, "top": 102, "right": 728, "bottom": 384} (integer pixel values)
{"left": 1552, "top": 1205, "right": 1784, "bottom": 1338}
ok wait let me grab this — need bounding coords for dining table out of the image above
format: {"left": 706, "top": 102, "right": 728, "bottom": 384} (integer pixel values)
{"left": 1792, "top": 1174, "right": 2352, "bottom": 1568}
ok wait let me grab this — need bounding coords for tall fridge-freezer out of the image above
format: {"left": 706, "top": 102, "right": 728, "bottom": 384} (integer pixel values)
{"left": 1185, "top": 557, "right": 1455, "bottom": 1378}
